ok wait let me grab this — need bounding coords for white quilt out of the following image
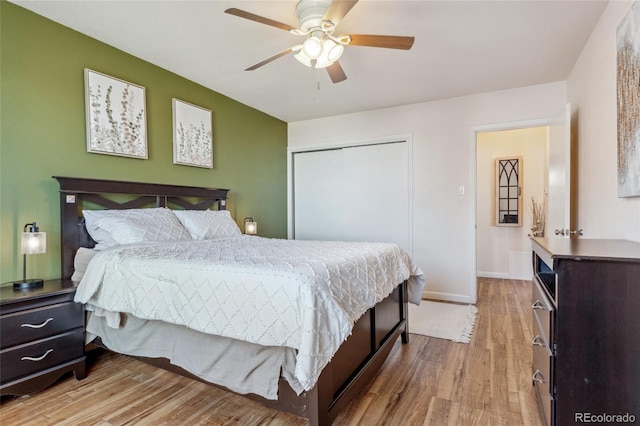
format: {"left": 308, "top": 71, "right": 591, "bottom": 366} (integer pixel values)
{"left": 75, "top": 236, "right": 425, "bottom": 391}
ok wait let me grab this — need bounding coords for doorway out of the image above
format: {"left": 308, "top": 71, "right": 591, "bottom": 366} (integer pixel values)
{"left": 469, "top": 104, "right": 572, "bottom": 302}
{"left": 476, "top": 126, "right": 548, "bottom": 280}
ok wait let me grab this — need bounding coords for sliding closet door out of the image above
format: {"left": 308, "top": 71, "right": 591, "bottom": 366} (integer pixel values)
{"left": 293, "top": 141, "right": 410, "bottom": 252}
{"left": 293, "top": 149, "right": 344, "bottom": 241}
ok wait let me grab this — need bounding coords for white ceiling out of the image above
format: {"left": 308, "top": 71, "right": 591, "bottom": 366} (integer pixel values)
{"left": 12, "top": 0, "right": 608, "bottom": 122}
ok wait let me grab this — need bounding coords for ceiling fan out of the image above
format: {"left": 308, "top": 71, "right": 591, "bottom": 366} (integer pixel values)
{"left": 225, "top": 0, "right": 415, "bottom": 83}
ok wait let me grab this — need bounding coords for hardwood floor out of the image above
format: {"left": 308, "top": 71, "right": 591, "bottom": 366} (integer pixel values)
{"left": 0, "top": 278, "right": 544, "bottom": 425}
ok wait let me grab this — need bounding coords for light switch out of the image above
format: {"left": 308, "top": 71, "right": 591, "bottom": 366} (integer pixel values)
{"left": 457, "top": 185, "right": 465, "bottom": 195}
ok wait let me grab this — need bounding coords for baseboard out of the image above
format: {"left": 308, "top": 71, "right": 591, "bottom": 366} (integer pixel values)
{"left": 422, "top": 290, "right": 474, "bottom": 304}
{"left": 476, "top": 271, "right": 509, "bottom": 279}
{"left": 477, "top": 271, "right": 533, "bottom": 281}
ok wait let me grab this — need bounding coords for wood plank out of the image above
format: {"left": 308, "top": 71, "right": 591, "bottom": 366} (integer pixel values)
{"left": 0, "top": 278, "right": 545, "bottom": 425}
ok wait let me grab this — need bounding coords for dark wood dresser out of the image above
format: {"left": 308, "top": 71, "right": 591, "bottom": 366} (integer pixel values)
{"left": 0, "top": 279, "right": 86, "bottom": 396}
{"left": 531, "top": 238, "right": 640, "bottom": 425}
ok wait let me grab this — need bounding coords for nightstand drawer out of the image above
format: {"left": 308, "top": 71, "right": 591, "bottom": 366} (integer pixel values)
{"left": 1, "top": 302, "right": 83, "bottom": 349}
{"left": 0, "top": 328, "right": 84, "bottom": 383}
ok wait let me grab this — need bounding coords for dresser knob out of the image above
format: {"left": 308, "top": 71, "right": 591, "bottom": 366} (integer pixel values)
{"left": 532, "top": 369, "right": 546, "bottom": 384}
{"left": 532, "top": 300, "right": 545, "bottom": 310}
{"left": 532, "top": 335, "right": 546, "bottom": 347}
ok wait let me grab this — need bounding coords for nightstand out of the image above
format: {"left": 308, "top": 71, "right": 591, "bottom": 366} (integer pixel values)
{"left": 0, "top": 279, "right": 86, "bottom": 396}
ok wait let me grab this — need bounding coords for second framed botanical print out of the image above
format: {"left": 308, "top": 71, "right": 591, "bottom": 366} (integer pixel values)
{"left": 172, "top": 99, "right": 213, "bottom": 168}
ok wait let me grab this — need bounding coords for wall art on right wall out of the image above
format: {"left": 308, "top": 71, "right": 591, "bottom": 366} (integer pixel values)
{"left": 617, "top": 1, "right": 640, "bottom": 197}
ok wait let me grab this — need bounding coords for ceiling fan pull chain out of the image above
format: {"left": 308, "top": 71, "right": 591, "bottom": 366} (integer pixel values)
{"left": 317, "top": 68, "right": 321, "bottom": 103}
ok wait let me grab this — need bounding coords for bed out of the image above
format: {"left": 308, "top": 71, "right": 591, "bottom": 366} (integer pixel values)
{"left": 54, "top": 176, "right": 424, "bottom": 425}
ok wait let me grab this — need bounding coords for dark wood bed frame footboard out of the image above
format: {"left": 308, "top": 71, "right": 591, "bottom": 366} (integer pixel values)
{"left": 54, "top": 176, "right": 409, "bottom": 426}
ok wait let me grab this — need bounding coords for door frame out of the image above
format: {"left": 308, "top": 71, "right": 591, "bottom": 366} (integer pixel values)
{"left": 469, "top": 114, "right": 566, "bottom": 303}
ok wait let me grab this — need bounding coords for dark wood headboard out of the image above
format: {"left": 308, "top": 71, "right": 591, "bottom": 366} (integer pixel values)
{"left": 54, "top": 176, "right": 230, "bottom": 279}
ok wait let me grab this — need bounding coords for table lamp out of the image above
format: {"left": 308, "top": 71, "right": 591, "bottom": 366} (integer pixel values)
{"left": 13, "top": 222, "right": 47, "bottom": 290}
{"left": 244, "top": 217, "right": 257, "bottom": 235}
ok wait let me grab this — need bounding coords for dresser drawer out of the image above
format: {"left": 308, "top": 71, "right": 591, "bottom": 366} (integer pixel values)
{"left": 532, "top": 276, "right": 553, "bottom": 344}
{"left": 0, "top": 328, "right": 84, "bottom": 383}
{"left": 533, "top": 367, "right": 554, "bottom": 426}
{"left": 1, "top": 302, "right": 83, "bottom": 349}
{"left": 532, "top": 324, "right": 553, "bottom": 392}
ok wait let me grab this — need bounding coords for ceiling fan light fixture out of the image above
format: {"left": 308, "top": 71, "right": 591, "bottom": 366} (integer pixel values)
{"left": 296, "top": 37, "right": 343, "bottom": 69}
{"left": 294, "top": 50, "right": 313, "bottom": 67}
{"left": 228, "top": 1, "right": 415, "bottom": 83}
{"left": 302, "top": 31, "right": 324, "bottom": 59}
{"left": 313, "top": 40, "right": 340, "bottom": 69}
{"left": 325, "top": 38, "right": 344, "bottom": 63}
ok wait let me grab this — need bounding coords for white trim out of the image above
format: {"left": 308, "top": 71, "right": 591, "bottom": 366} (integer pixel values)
{"left": 476, "top": 271, "right": 510, "bottom": 279}
{"left": 288, "top": 133, "right": 414, "bottom": 256}
{"left": 468, "top": 126, "right": 478, "bottom": 304}
{"left": 422, "top": 290, "right": 474, "bottom": 304}
{"left": 288, "top": 133, "right": 413, "bottom": 153}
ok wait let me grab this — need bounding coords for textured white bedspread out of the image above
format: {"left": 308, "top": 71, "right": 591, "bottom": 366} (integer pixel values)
{"left": 75, "top": 236, "right": 425, "bottom": 391}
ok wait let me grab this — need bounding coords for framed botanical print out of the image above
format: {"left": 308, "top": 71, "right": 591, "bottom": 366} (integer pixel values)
{"left": 84, "top": 69, "right": 147, "bottom": 159}
{"left": 172, "top": 99, "right": 213, "bottom": 168}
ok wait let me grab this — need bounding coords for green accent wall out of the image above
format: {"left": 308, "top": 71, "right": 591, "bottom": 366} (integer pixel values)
{"left": 0, "top": 2, "right": 288, "bottom": 283}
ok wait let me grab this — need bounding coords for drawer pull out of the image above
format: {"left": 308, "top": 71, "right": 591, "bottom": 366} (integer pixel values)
{"left": 21, "top": 318, "right": 54, "bottom": 329}
{"left": 21, "top": 349, "right": 53, "bottom": 362}
{"left": 532, "top": 300, "right": 548, "bottom": 310}
{"left": 532, "top": 369, "right": 546, "bottom": 384}
{"left": 532, "top": 335, "right": 546, "bottom": 347}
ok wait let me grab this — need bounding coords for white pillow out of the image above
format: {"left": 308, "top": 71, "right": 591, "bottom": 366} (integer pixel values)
{"left": 83, "top": 208, "right": 191, "bottom": 248}
{"left": 71, "top": 247, "right": 99, "bottom": 282}
{"left": 173, "top": 210, "right": 241, "bottom": 240}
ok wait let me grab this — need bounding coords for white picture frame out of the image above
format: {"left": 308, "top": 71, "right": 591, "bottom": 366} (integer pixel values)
{"left": 84, "top": 69, "right": 147, "bottom": 159}
{"left": 172, "top": 98, "right": 213, "bottom": 168}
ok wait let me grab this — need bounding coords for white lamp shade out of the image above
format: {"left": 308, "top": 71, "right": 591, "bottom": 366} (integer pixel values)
{"left": 302, "top": 36, "right": 323, "bottom": 59}
{"left": 316, "top": 39, "right": 344, "bottom": 68}
{"left": 245, "top": 221, "right": 258, "bottom": 235}
{"left": 296, "top": 38, "right": 345, "bottom": 69}
{"left": 22, "top": 232, "right": 46, "bottom": 254}
{"left": 326, "top": 40, "right": 344, "bottom": 63}
{"left": 294, "top": 50, "right": 313, "bottom": 67}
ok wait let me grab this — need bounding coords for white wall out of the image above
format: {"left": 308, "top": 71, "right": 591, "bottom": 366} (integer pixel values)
{"left": 289, "top": 82, "right": 566, "bottom": 303}
{"left": 476, "top": 127, "right": 547, "bottom": 279}
{"left": 567, "top": 0, "right": 640, "bottom": 242}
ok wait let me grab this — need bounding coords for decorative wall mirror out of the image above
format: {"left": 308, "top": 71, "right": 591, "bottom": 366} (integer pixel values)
{"left": 494, "top": 157, "right": 522, "bottom": 226}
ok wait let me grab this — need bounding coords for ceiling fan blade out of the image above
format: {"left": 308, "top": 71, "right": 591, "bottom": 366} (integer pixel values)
{"left": 245, "top": 48, "right": 295, "bottom": 71}
{"left": 326, "top": 61, "right": 347, "bottom": 83}
{"left": 349, "top": 34, "right": 415, "bottom": 50}
{"left": 323, "top": 0, "right": 359, "bottom": 26}
{"left": 225, "top": 8, "right": 294, "bottom": 32}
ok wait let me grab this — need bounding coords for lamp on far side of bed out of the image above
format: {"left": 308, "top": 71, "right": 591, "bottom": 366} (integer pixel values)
{"left": 13, "top": 222, "right": 47, "bottom": 290}
{"left": 244, "top": 217, "right": 257, "bottom": 235}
